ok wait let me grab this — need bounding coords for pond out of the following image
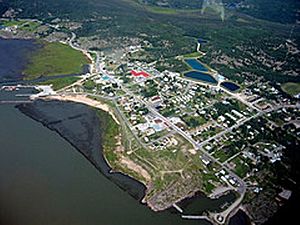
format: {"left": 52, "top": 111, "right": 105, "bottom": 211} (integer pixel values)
{"left": 184, "top": 71, "right": 218, "bottom": 85}
{"left": 185, "top": 59, "right": 209, "bottom": 72}
{"left": 220, "top": 81, "right": 240, "bottom": 92}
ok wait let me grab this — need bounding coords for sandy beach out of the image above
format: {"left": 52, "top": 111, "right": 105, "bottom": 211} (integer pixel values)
{"left": 120, "top": 156, "right": 151, "bottom": 182}
{"left": 44, "top": 94, "right": 120, "bottom": 124}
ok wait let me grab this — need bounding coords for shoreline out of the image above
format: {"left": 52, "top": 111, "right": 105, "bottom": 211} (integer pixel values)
{"left": 47, "top": 95, "right": 157, "bottom": 203}
{"left": 228, "top": 206, "right": 253, "bottom": 225}
{"left": 35, "top": 95, "right": 239, "bottom": 217}
{"left": 16, "top": 100, "right": 147, "bottom": 202}
{"left": 42, "top": 94, "right": 120, "bottom": 125}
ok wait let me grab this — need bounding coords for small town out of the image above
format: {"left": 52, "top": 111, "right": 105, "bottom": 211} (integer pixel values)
{"left": 0, "top": 8, "right": 299, "bottom": 225}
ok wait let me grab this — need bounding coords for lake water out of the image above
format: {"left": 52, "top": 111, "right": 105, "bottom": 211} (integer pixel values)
{"left": 0, "top": 103, "right": 210, "bottom": 225}
{"left": 184, "top": 71, "right": 218, "bottom": 85}
{"left": 0, "top": 38, "right": 39, "bottom": 83}
{"left": 220, "top": 81, "right": 240, "bottom": 92}
{"left": 185, "top": 59, "right": 209, "bottom": 72}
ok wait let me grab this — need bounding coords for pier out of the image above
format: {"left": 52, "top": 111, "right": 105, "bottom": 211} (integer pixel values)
{"left": 172, "top": 203, "right": 183, "bottom": 213}
{"left": 0, "top": 100, "right": 33, "bottom": 104}
{"left": 181, "top": 215, "right": 209, "bottom": 220}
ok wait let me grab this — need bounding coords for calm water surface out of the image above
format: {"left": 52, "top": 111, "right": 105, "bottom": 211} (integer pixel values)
{"left": 0, "top": 104, "right": 209, "bottom": 225}
{"left": 0, "top": 38, "right": 38, "bottom": 82}
{"left": 184, "top": 71, "right": 218, "bottom": 85}
{"left": 185, "top": 59, "right": 209, "bottom": 72}
{"left": 220, "top": 82, "right": 240, "bottom": 92}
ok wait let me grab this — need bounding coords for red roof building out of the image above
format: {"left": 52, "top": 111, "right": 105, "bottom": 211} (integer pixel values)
{"left": 131, "top": 70, "right": 150, "bottom": 78}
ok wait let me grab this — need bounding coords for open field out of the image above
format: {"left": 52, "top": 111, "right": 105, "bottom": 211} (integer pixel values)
{"left": 0, "top": 20, "right": 26, "bottom": 27}
{"left": 281, "top": 82, "right": 300, "bottom": 96}
{"left": 0, "top": 19, "right": 40, "bottom": 31}
{"left": 37, "top": 76, "right": 80, "bottom": 90}
{"left": 23, "top": 42, "right": 90, "bottom": 80}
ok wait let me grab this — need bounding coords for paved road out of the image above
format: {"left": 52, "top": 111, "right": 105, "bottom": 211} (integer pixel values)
{"left": 54, "top": 36, "right": 300, "bottom": 223}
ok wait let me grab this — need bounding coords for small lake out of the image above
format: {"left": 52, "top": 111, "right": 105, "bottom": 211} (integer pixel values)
{"left": 0, "top": 38, "right": 39, "bottom": 83}
{"left": 184, "top": 71, "right": 218, "bottom": 85}
{"left": 185, "top": 59, "right": 209, "bottom": 72}
{"left": 220, "top": 81, "right": 240, "bottom": 92}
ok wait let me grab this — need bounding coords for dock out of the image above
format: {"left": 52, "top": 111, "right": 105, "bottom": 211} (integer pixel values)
{"left": 172, "top": 203, "right": 183, "bottom": 213}
{"left": 0, "top": 100, "right": 33, "bottom": 104}
{"left": 181, "top": 215, "right": 209, "bottom": 220}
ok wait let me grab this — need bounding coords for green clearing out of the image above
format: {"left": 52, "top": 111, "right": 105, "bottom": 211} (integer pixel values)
{"left": 0, "top": 20, "right": 40, "bottom": 31}
{"left": 146, "top": 6, "right": 178, "bottom": 15}
{"left": 129, "top": 1, "right": 200, "bottom": 15}
{"left": 96, "top": 108, "right": 120, "bottom": 164}
{"left": 23, "top": 42, "right": 90, "bottom": 80}
{"left": 83, "top": 80, "right": 96, "bottom": 90}
{"left": 145, "top": 6, "right": 201, "bottom": 15}
{"left": 183, "top": 52, "right": 203, "bottom": 58}
{"left": 202, "top": 172, "right": 218, "bottom": 194}
{"left": 281, "top": 82, "right": 300, "bottom": 96}
{"left": 37, "top": 76, "right": 80, "bottom": 91}
{"left": 181, "top": 115, "right": 206, "bottom": 129}
{"left": 212, "top": 150, "right": 229, "bottom": 163}
{"left": 231, "top": 156, "right": 249, "bottom": 178}
{"left": 20, "top": 21, "right": 40, "bottom": 32}
{"left": 0, "top": 20, "right": 26, "bottom": 27}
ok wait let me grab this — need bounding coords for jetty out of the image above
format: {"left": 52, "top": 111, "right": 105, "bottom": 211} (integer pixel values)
{"left": 181, "top": 215, "right": 209, "bottom": 220}
{"left": 0, "top": 100, "right": 33, "bottom": 104}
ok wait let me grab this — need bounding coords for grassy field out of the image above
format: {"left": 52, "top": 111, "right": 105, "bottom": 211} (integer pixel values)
{"left": 23, "top": 42, "right": 90, "bottom": 80}
{"left": 37, "top": 76, "right": 80, "bottom": 90}
{"left": 231, "top": 156, "right": 250, "bottom": 178}
{"left": 97, "top": 109, "right": 120, "bottom": 161}
{"left": 0, "top": 20, "right": 40, "bottom": 31}
{"left": 281, "top": 82, "right": 300, "bottom": 96}
{"left": 182, "top": 51, "right": 203, "bottom": 58}
{"left": 0, "top": 20, "right": 26, "bottom": 27}
{"left": 20, "top": 21, "right": 40, "bottom": 32}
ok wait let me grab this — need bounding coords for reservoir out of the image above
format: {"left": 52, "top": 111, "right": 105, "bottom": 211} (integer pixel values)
{"left": 220, "top": 81, "right": 240, "bottom": 92}
{"left": 184, "top": 71, "right": 218, "bottom": 85}
{"left": 185, "top": 59, "right": 209, "bottom": 72}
